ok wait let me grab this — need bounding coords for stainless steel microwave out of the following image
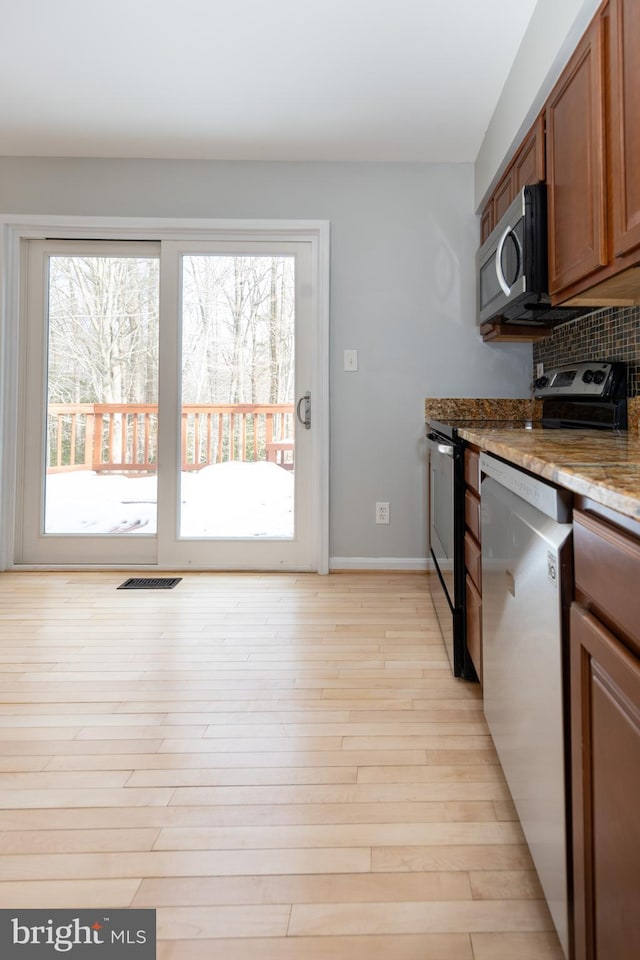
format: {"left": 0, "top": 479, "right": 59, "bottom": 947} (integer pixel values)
{"left": 477, "top": 184, "right": 584, "bottom": 327}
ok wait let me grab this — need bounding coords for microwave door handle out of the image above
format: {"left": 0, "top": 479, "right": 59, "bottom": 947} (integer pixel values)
{"left": 495, "top": 226, "right": 513, "bottom": 297}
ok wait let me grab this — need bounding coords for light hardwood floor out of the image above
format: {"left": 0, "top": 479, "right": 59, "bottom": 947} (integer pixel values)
{"left": 0, "top": 571, "right": 564, "bottom": 959}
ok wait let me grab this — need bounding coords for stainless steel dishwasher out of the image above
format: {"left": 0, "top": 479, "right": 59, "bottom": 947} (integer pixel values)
{"left": 480, "top": 452, "right": 573, "bottom": 959}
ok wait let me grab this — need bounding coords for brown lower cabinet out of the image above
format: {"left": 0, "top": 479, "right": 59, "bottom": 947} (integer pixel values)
{"left": 571, "top": 505, "right": 640, "bottom": 959}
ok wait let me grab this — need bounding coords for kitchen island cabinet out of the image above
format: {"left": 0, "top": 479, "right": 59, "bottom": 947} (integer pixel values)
{"left": 571, "top": 502, "right": 640, "bottom": 960}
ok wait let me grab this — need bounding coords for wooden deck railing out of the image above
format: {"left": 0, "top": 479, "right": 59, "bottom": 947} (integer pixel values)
{"left": 47, "top": 403, "right": 295, "bottom": 474}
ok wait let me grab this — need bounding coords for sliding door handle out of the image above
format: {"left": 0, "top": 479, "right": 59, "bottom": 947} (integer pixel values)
{"left": 296, "top": 391, "right": 311, "bottom": 430}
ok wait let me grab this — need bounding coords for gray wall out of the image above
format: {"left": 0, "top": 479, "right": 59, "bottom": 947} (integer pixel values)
{"left": 0, "top": 157, "right": 532, "bottom": 565}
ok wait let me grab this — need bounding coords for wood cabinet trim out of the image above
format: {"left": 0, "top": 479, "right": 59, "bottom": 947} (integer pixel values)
{"left": 464, "top": 489, "right": 481, "bottom": 543}
{"left": 464, "top": 531, "right": 481, "bottom": 592}
{"left": 575, "top": 506, "right": 640, "bottom": 563}
{"left": 574, "top": 495, "right": 640, "bottom": 540}
{"left": 464, "top": 447, "right": 481, "bottom": 495}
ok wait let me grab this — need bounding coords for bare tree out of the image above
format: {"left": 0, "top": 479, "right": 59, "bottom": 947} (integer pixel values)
{"left": 47, "top": 252, "right": 296, "bottom": 467}
{"left": 48, "top": 255, "right": 159, "bottom": 405}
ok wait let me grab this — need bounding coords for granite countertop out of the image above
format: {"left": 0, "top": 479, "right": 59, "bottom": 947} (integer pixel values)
{"left": 425, "top": 397, "right": 640, "bottom": 522}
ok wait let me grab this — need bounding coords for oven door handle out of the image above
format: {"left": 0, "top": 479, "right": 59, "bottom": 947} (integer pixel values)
{"left": 427, "top": 433, "right": 455, "bottom": 457}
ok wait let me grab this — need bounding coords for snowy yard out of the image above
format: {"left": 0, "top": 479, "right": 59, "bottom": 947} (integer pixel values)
{"left": 44, "top": 461, "right": 294, "bottom": 538}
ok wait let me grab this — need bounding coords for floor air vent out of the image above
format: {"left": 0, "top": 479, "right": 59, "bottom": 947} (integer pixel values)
{"left": 117, "top": 577, "right": 182, "bottom": 590}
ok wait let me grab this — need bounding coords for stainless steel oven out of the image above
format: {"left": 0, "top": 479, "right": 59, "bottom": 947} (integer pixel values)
{"left": 427, "top": 426, "right": 474, "bottom": 679}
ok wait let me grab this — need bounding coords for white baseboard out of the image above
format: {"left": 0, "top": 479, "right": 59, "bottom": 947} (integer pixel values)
{"left": 330, "top": 556, "right": 432, "bottom": 572}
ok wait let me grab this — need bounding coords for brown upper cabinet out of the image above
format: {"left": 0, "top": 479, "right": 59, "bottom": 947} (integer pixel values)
{"left": 513, "top": 116, "right": 546, "bottom": 193}
{"left": 479, "top": 116, "right": 545, "bottom": 244}
{"left": 492, "top": 171, "right": 515, "bottom": 226}
{"left": 545, "top": 0, "right": 640, "bottom": 304}
{"left": 480, "top": 0, "right": 640, "bottom": 307}
{"left": 479, "top": 206, "right": 493, "bottom": 246}
{"left": 545, "top": 14, "right": 607, "bottom": 298}
{"left": 610, "top": 0, "right": 640, "bottom": 259}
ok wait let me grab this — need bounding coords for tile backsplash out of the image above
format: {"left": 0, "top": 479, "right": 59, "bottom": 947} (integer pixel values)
{"left": 532, "top": 306, "right": 640, "bottom": 396}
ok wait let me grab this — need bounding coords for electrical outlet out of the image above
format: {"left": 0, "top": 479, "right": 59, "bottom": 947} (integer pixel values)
{"left": 375, "top": 501, "right": 390, "bottom": 524}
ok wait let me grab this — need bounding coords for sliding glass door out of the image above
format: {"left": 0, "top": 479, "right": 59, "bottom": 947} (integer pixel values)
{"left": 17, "top": 238, "right": 315, "bottom": 569}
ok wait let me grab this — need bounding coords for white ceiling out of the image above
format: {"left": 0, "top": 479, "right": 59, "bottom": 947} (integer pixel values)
{"left": 0, "top": 0, "right": 538, "bottom": 162}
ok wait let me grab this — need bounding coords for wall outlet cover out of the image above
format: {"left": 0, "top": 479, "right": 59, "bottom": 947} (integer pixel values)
{"left": 344, "top": 349, "right": 358, "bottom": 372}
{"left": 375, "top": 501, "right": 390, "bottom": 524}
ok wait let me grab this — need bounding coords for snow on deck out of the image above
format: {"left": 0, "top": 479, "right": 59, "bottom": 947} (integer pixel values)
{"left": 44, "top": 461, "right": 294, "bottom": 538}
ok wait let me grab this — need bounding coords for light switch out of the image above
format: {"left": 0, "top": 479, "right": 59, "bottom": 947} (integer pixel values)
{"left": 344, "top": 349, "right": 358, "bottom": 372}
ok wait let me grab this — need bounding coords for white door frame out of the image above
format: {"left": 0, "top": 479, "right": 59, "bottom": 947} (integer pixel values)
{"left": 0, "top": 215, "right": 330, "bottom": 573}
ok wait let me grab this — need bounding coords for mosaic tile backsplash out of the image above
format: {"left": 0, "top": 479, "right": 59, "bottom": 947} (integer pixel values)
{"left": 532, "top": 305, "right": 640, "bottom": 397}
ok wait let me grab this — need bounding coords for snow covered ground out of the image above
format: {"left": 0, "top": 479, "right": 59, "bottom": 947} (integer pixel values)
{"left": 44, "top": 461, "right": 294, "bottom": 538}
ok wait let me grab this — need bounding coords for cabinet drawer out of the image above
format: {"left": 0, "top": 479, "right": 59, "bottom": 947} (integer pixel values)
{"left": 464, "top": 531, "right": 482, "bottom": 591}
{"left": 466, "top": 574, "right": 482, "bottom": 684}
{"left": 465, "top": 489, "right": 481, "bottom": 542}
{"left": 574, "top": 509, "right": 640, "bottom": 651}
{"left": 464, "top": 448, "right": 480, "bottom": 495}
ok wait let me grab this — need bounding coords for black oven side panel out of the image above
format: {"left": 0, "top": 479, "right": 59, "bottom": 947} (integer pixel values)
{"left": 454, "top": 444, "right": 478, "bottom": 682}
{"left": 427, "top": 432, "right": 477, "bottom": 681}
{"left": 429, "top": 549, "right": 466, "bottom": 677}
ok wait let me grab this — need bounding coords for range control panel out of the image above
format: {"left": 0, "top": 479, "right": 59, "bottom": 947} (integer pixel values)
{"left": 533, "top": 361, "right": 625, "bottom": 400}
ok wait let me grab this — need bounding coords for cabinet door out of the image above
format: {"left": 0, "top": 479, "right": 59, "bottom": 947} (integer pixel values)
{"left": 570, "top": 602, "right": 640, "bottom": 960}
{"left": 610, "top": 0, "right": 640, "bottom": 258}
{"left": 480, "top": 202, "right": 494, "bottom": 244}
{"left": 493, "top": 170, "right": 514, "bottom": 224}
{"left": 546, "top": 17, "right": 607, "bottom": 296}
{"left": 514, "top": 116, "right": 546, "bottom": 191}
